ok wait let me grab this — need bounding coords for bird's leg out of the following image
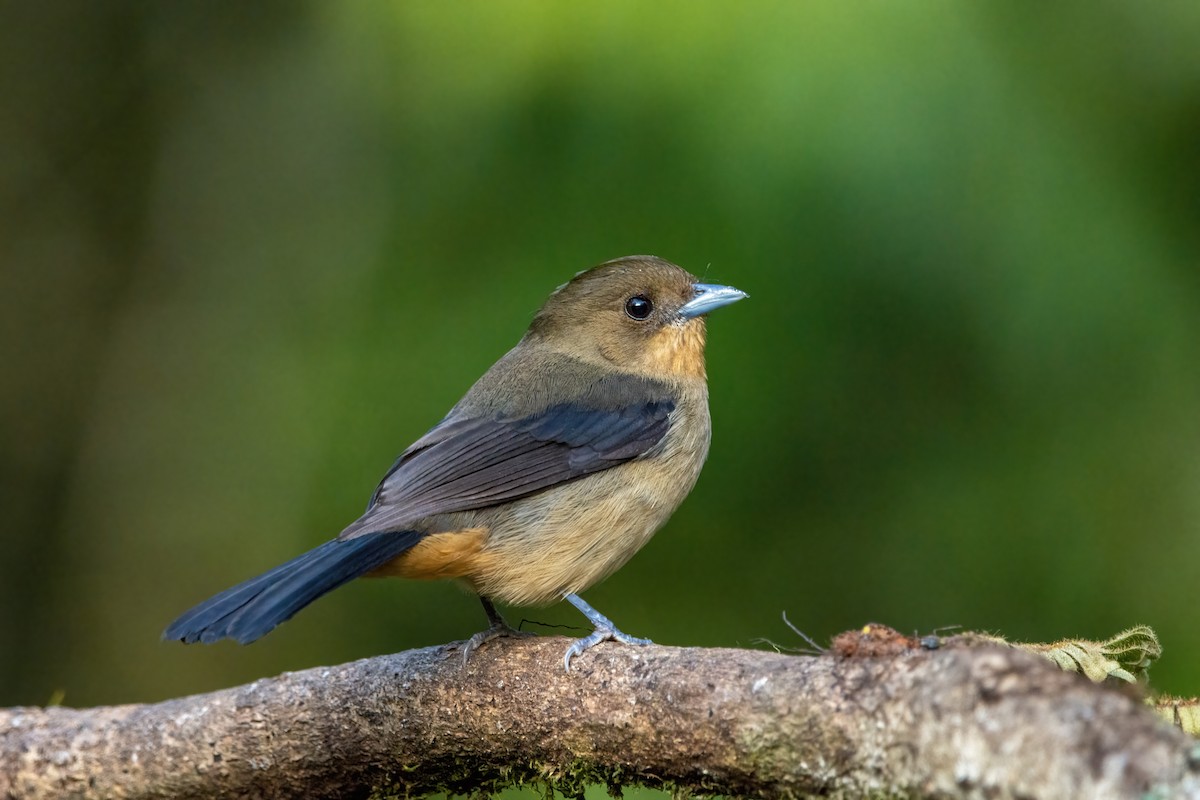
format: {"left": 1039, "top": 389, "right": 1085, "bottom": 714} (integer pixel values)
{"left": 461, "top": 596, "right": 531, "bottom": 664}
{"left": 562, "top": 593, "right": 652, "bottom": 670}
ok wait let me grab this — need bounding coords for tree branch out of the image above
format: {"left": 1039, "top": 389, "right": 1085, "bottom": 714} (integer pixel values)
{"left": 2, "top": 631, "right": 1197, "bottom": 799}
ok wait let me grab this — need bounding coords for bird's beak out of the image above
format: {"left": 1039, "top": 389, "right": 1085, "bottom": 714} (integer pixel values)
{"left": 678, "top": 283, "right": 748, "bottom": 319}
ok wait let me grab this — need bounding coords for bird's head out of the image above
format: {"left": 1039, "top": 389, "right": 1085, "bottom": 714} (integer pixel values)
{"left": 528, "top": 255, "right": 746, "bottom": 379}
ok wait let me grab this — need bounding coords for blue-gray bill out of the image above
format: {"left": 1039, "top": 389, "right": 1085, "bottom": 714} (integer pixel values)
{"left": 678, "top": 283, "right": 748, "bottom": 319}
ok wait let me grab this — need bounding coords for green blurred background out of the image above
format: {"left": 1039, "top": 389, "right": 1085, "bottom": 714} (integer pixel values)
{"left": 3, "top": 0, "right": 1198, "bottom": 723}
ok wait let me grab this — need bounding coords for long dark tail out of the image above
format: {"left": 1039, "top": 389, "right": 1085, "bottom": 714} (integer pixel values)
{"left": 163, "top": 531, "right": 421, "bottom": 645}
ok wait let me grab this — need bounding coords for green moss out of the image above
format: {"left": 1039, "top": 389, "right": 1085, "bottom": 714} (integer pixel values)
{"left": 367, "top": 757, "right": 700, "bottom": 800}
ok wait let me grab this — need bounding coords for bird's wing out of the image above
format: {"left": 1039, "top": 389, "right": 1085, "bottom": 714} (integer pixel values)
{"left": 338, "top": 386, "right": 675, "bottom": 539}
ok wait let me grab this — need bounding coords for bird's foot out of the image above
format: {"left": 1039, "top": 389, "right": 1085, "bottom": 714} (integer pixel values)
{"left": 461, "top": 621, "right": 533, "bottom": 665}
{"left": 461, "top": 596, "right": 533, "bottom": 665}
{"left": 562, "top": 626, "right": 652, "bottom": 671}
{"left": 562, "top": 593, "right": 652, "bottom": 671}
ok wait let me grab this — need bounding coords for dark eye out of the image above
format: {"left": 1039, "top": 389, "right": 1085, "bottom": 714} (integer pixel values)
{"left": 624, "top": 295, "right": 653, "bottom": 320}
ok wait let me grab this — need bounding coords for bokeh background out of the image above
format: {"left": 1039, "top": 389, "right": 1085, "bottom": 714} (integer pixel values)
{"left": 3, "top": 0, "right": 1198, "bottom": 746}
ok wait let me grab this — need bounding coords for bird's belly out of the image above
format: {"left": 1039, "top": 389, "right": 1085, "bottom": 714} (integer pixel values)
{"left": 461, "top": 454, "right": 701, "bottom": 606}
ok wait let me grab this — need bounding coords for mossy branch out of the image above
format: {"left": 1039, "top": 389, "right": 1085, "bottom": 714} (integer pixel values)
{"left": 2, "top": 631, "right": 1197, "bottom": 799}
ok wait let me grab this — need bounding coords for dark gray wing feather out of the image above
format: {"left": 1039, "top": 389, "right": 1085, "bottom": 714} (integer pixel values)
{"left": 340, "top": 396, "right": 674, "bottom": 538}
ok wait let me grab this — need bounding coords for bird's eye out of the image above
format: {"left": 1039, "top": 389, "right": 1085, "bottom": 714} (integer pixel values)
{"left": 624, "top": 295, "right": 653, "bottom": 320}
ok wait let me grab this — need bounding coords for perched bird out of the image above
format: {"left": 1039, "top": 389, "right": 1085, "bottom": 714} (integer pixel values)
{"left": 164, "top": 255, "right": 746, "bottom": 669}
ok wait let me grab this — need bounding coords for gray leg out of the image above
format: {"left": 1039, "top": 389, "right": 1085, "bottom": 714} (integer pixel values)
{"left": 461, "top": 596, "right": 531, "bottom": 664}
{"left": 562, "top": 593, "right": 652, "bottom": 670}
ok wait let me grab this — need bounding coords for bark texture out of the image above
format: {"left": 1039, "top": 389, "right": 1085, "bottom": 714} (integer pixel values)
{"left": 2, "top": 632, "right": 1198, "bottom": 799}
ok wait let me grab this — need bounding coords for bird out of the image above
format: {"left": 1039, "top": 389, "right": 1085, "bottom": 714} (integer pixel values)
{"left": 164, "top": 255, "right": 746, "bottom": 669}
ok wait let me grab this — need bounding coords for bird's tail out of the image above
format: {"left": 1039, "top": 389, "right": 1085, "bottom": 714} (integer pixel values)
{"left": 163, "top": 531, "right": 421, "bottom": 645}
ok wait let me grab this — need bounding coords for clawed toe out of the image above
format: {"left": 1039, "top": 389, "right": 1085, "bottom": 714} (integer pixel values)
{"left": 610, "top": 630, "right": 652, "bottom": 647}
{"left": 461, "top": 597, "right": 533, "bottom": 665}
{"left": 461, "top": 623, "right": 532, "bottom": 664}
{"left": 560, "top": 592, "right": 652, "bottom": 670}
{"left": 562, "top": 627, "right": 653, "bottom": 671}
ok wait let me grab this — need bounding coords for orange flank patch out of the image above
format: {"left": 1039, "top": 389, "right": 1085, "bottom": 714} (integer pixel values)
{"left": 368, "top": 528, "right": 489, "bottom": 580}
